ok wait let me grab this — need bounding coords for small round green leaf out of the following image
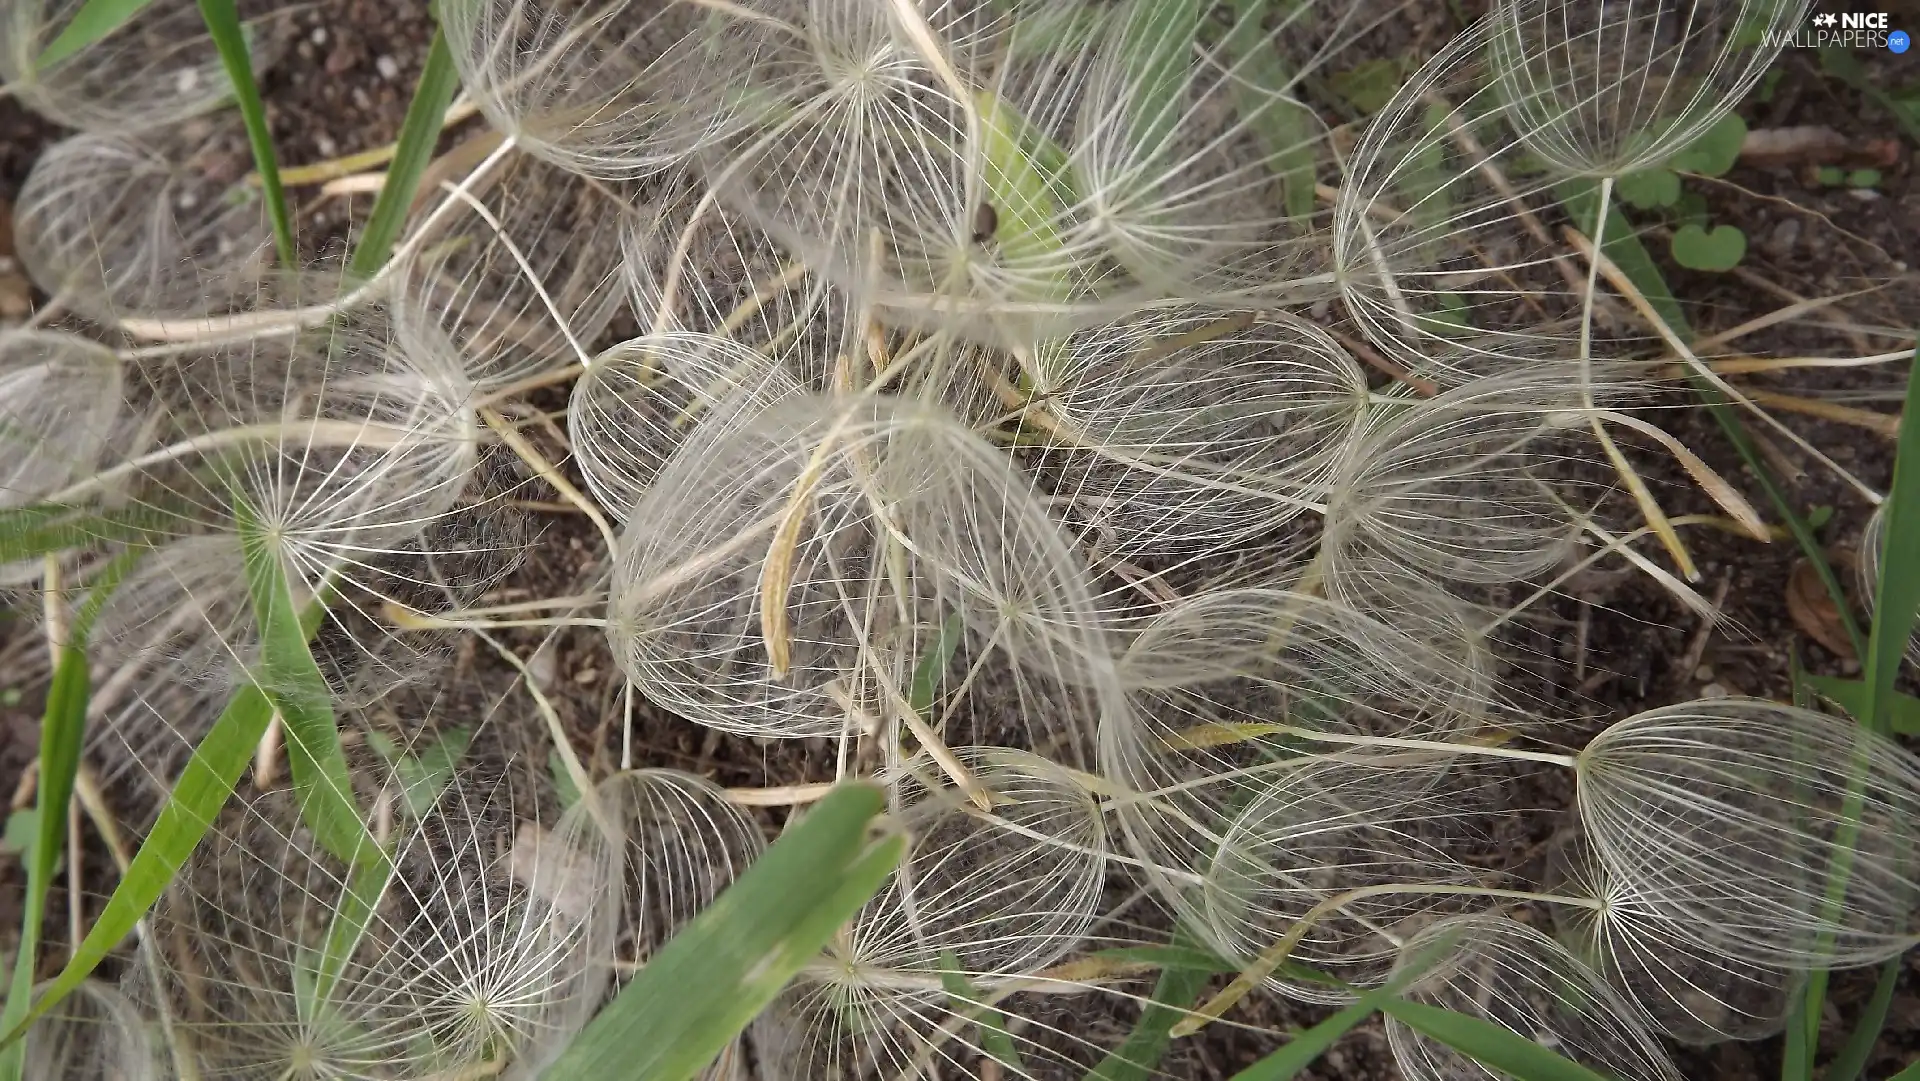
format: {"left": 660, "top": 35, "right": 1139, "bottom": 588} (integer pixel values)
{"left": 1671, "top": 223, "right": 1747, "bottom": 271}
{"left": 1616, "top": 169, "right": 1681, "bottom": 209}
{"left": 1846, "top": 168, "right": 1882, "bottom": 189}
{"left": 1666, "top": 113, "right": 1747, "bottom": 177}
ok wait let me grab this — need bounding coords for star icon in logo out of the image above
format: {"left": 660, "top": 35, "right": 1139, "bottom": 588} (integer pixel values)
{"left": 1813, "top": 12, "right": 1838, "bottom": 26}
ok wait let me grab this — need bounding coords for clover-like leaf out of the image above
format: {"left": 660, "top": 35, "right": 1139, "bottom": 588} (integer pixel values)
{"left": 1666, "top": 113, "right": 1748, "bottom": 177}
{"left": 1670, "top": 223, "right": 1747, "bottom": 271}
{"left": 1616, "top": 169, "right": 1681, "bottom": 209}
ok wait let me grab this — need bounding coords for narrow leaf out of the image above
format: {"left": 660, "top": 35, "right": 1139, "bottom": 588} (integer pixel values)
{"left": 1555, "top": 180, "right": 1685, "bottom": 333}
{"left": 1115, "top": 0, "right": 1205, "bottom": 154}
{"left": 1781, "top": 980, "right": 1813, "bottom": 1081}
{"left": 3, "top": 602, "right": 327, "bottom": 1044}
{"left": 1825, "top": 956, "right": 1901, "bottom": 1081}
{"left": 36, "top": 0, "right": 155, "bottom": 68}
{"left": 1228, "top": 989, "right": 1400, "bottom": 1080}
{"left": 939, "top": 950, "right": 1023, "bottom": 1073}
{"left": 1088, "top": 923, "right": 1217, "bottom": 1081}
{"left": 198, "top": 0, "right": 295, "bottom": 266}
{"left": 539, "top": 783, "right": 903, "bottom": 1081}
{"left": 235, "top": 502, "right": 373, "bottom": 867}
{"left": 314, "top": 858, "right": 393, "bottom": 1001}
{"left": 1862, "top": 357, "right": 1920, "bottom": 736}
{"left": 1228, "top": 932, "right": 1461, "bottom": 1081}
{"left": 1378, "top": 1000, "right": 1611, "bottom": 1081}
{"left": 0, "top": 645, "right": 90, "bottom": 1081}
{"left": 349, "top": 29, "right": 461, "bottom": 277}
{"left": 1089, "top": 943, "right": 1237, "bottom": 974}
{"left": 0, "top": 503, "right": 179, "bottom": 565}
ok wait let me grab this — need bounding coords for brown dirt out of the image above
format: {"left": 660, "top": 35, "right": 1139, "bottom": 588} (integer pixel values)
{"left": 0, "top": 1, "right": 1917, "bottom": 1078}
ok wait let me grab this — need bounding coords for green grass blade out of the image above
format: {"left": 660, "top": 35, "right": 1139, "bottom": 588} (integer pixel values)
{"left": 1861, "top": 358, "right": 1920, "bottom": 735}
{"left": 1825, "top": 955, "right": 1901, "bottom": 1081}
{"left": 314, "top": 857, "right": 393, "bottom": 1000}
{"left": 0, "top": 554, "right": 140, "bottom": 1076}
{"left": 234, "top": 502, "right": 373, "bottom": 868}
{"left": 0, "top": 645, "right": 91, "bottom": 1081}
{"left": 1888, "top": 1053, "right": 1920, "bottom": 1081}
{"left": 349, "top": 29, "right": 460, "bottom": 278}
{"left": 36, "top": 0, "right": 154, "bottom": 68}
{"left": 1376, "top": 1000, "right": 1610, "bottom": 1081}
{"left": 0, "top": 503, "right": 179, "bottom": 565}
{"left": 540, "top": 783, "right": 903, "bottom": 1081}
{"left": 907, "top": 611, "right": 965, "bottom": 716}
{"left": 1227, "top": 984, "right": 1406, "bottom": 1080}
{"left": 939, "top": 950, "right": 1023, "bottom": 1073}
{"left": 1087, "top": 923, "right": 1218, "bottom": 1081}
{"left": 0, "top": 599, "right": 328, "bottom": 1046}
{"left": 1228, "top": 932, "right": 1463, "bottom": 1081}
{"left": 197, "top": 0, "right": 295, "bottom": 267}
{"left": 1555, "top": 180, "right": 1686, "bottom": 334}
{"left": 1781, "top": 981, "right": 1813, "bottom": 1081}
{"left": 1792, "top": 351, "right": 1920, "bottom": 1075}
{"left": 1089, "top": 943, "right": 1236, "bottom": 974}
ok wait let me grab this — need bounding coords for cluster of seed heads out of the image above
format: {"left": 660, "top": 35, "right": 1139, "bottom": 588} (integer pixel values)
{"left": 4, "top": 0, "right": 1917, "bottom": 1078}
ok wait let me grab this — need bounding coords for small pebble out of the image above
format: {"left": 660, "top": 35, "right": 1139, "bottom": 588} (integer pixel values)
{"left": 174, "top": 67, "right": 200, "bottom": 96}
{"left": 573, "top": 668, "right": 599, "bottom": 685}
{"left": 315, "top": 134, "right": 339, "bottom": 158}
{"left": 1764, "top": 217, "right": 1800, "bottom": 255}
{"left": 1693, "top": 664, "right": 1714, "bottom": 681}
{"left": 375, "top": 54, "right": 401, "bottom": 81}
{"left": 1701, "top": 682, "right": 1729, "bottom": 698}
{"left": 527, "top": 645, "right": 558, "bottom": 690}
{"left": 310, "top": 26, "right": 329, "bottom": 45}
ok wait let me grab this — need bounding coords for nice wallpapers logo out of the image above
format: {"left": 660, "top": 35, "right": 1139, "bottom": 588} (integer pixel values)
{"left": 1771, "top": 11, "right": 1911, "bottom": 51}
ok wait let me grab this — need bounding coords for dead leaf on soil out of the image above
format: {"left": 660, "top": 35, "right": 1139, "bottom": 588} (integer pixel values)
{"left": 1741, "top": 126, "right": 1901, "bottom": 169}
{"left": 1787, "top": 558, "right": 1856, "bottom": 661}
{"left": 508, "top": 820, "right": 599, "bottom": 921}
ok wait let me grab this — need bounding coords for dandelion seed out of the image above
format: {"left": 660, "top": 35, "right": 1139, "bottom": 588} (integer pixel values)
{"left": 1387, "top": 916, "right": 1681, "bottom": 1081}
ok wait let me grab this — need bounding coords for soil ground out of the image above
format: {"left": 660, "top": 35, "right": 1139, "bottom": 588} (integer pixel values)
{"left": 1, "top": 1, "right": 1918, "bottom": 1078}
